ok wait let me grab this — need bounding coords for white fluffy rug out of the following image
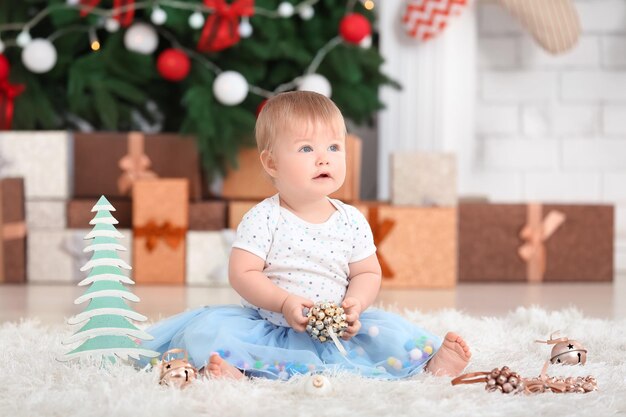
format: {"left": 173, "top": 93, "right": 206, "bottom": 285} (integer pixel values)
{"left": 1, "top": 307, "right": 625, "bottom": 417}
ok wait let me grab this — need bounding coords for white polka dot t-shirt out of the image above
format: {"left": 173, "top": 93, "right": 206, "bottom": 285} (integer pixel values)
{"left": 232, "top": 194, "right": 376, "bottom": 327}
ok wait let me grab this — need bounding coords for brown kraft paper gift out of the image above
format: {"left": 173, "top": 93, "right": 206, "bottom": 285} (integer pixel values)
{"left": 222, "top": 134, "right": 362, "bottom": 202}
{"left": 355, "top": 202, "right": 457, "bottom": 288}
{"left": 133, "top": 179, "right": 188, "bottom": 284}
{"left": 459, "top": 203, "right": 614, "bottom": 282}
{"left": 73, "top": 132, "right": 203, "bottom": 200}
{"left": 0, "top": 178, "right": 26, "bottom": 283}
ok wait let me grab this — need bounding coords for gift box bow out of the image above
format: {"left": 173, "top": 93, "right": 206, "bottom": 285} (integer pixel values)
{"left": 134, "top": 220, "right": 186, "bottom": 252}
{"left": 517, "top": 203, "right": 566, "bottom": 283}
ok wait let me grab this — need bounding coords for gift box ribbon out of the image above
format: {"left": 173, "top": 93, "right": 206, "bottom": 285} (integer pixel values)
{"left": 198, "top": 0, "right": 255, "bottom": 52}
{"left": 134, "top": 221, "right": 186, "bottom": 252}
{"left": 2, "top": 221, "right": 26, "bottom": 241}
{"left": 118, "top": 132, "right": 158, "bottom": 195}
{"left": 517, "top": 203, "right": 566, "bottom": 283}
{"left": 368, "top": 206, "right": 395, "bottom": 279}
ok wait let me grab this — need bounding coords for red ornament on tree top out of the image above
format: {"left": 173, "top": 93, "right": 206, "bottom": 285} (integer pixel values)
{"left": 157, "top": 49, "right": 191, "bottom": 82}
{"left": 339, "top": 13, "right": 372, "bottom": 44}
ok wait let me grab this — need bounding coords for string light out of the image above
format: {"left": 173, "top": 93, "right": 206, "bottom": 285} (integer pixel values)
{"left": 363, "top": 0, "right": 375, "bottom": 11}
{"left": 89, "top": 27, "right": 100, "bottom": 51}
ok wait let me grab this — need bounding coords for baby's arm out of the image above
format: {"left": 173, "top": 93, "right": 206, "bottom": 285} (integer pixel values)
{"left": 345, "top": 253, "right": 382, "bottom": 311}
{"left": 229, "top": 248, "right": 312, "bottom": 331}
{"left": 342, "top": 254, "right": 382, "bottom": 340}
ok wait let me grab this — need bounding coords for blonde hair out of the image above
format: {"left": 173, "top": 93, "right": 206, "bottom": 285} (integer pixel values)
{"left": 255, "top": 91, "right": 347, "bottom": 154}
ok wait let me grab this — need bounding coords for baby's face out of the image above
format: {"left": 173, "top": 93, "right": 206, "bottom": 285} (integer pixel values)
{"left": 271, "top": 121, "right": 346, "bottom": 201}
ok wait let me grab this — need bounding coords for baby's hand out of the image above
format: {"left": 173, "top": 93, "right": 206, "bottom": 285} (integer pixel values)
{"left": 281, "top": 294, "right": 314, "bottom": 332}
{"left": 341, "top": 297, "right": 362, "bottom": 341}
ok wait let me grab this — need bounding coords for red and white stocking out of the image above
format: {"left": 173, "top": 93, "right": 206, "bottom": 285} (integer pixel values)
{"left": 402, "top": 0, "right": 468, "bottom": 41}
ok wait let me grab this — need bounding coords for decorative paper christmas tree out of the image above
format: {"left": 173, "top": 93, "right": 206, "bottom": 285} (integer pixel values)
{"left": 59, "top": 196, "right": 158, "bottom": 362}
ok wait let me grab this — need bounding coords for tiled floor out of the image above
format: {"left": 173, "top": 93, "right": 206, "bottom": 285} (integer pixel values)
{"left": 1, "top": 273, "right": 624, "bottom": 324}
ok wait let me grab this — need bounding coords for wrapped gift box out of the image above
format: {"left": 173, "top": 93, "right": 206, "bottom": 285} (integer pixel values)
{"left": 26, "top": 200, "right": 66, "bottom": 230}
{"left": 222, "top": 134, "right": 362, "bottom": 202}
{"left": 68, "top": 199, "right": 225, "bottom": 230}
{"left": 0, "top": 131, "right": 69, "bottom": 199}
{"left": 189, "top": 201, "right": 227, "bottom": 230}
{"left": 133, "top": 179, "right": 188, "bottom": 284}
{"left": 186, "top": 230, "right": 234, "bottom": 286}
{"left": 73, "top": 132, "right": 203, "bottom": 200}
{"left": 1, "top": 178, "right": 26, "bottom": 283}
{"left": 355, "top": 202, "right": 457, "bottom": 288}
{"left": 391, "top": 152, "right": 457, "bottom": 206}
{"left": 459, "top": 203, "right": 614, "bottom": 282}
{"left": 28, "top": 229, "right": 133, "bottom": 283}
{"left": 228, "top": 200, "right": 258, "bottom": 230}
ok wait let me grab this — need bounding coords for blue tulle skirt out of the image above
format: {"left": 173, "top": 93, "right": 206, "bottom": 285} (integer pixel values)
{"left": 139, "top": 305, "right": 442, "bottom": 380}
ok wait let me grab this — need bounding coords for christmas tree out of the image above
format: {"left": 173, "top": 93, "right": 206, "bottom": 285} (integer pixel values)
{"left": 0, "top": 0, "right": 397, "bottom": 173}
{"left": 60, "top": 196, "right": 158, "bottom": 362}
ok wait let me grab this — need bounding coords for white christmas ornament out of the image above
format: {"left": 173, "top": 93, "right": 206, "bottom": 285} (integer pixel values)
{"left": 302, "top": 375, "right": 333, "bottom": 396}
{"left": 22, "top": 38, "right": 57, "bottom": 73}
{"left": 278, "top": 2, "right": 295, "bottom": 17}
{"left": 104, "top": 18, "right": 120, "bottom": 33}
{"left": 66, "top": 0, "right": 80, "bottom": 5}
{"left": 0, "top": 39, "right": 5, "bottom": 54}
{"left": 189, "top": 11, "right": 205, "bottom": 29}
{"left": 213, "top": 71, "right": 249, "bottom": 106}
{"left": 124, "top": 23, "right": 158, "bottom": 55}
{"left": 239, "top": 18, "right": 253, "bottom": 38}
{"left": 151, "top": 7, "right": 167, "bottom": 25}
{"left": 360, "top": 35, "right": 372, "bottom": 49}
{"left": 299, "top": 5, "right": 315, "bottom": 20}
{"left": 298, "top": 73, "right": 332, "bottom": 98}
{"left": 16, "top": 31, "right": 32, "bottom": 47}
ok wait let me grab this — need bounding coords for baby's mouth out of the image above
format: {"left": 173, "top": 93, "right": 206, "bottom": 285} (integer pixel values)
{"left": 313, "top": 173, "right": 332, "bottom": 180}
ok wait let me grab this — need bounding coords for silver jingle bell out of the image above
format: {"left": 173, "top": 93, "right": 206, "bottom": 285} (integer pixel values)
{"left": 550, "top": 340, "right": 587, "bottom": 365}
{"left": 537, "top": 331, "right": 588, "bottom": 366}
{"left": 159, "top": 348, "right": 198, "bottom": 389}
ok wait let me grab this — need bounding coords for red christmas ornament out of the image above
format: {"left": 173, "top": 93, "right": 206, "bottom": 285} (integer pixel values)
{"left": 157, "top": 49, "right": 191, "bottom": 82}
{"left": 197, "top": 0, "right": 255, "bottom": 53}
{"left": 0, "top": 56, "right": 26, "bottom": 130}
{"left": 339, "top": 13, "right": 372, "bottom": 44}
{"left": 0, "top": 55, "right": 10, "bottom": 80}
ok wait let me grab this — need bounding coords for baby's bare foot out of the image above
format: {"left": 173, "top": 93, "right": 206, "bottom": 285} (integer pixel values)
{"left": 204, "top": 353, "right": 244, "bottom": 380}
{"left": 425, "top": 332, "right": 471, "bottom": 377}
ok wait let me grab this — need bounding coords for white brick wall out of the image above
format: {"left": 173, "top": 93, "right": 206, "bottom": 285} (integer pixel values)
{"left": 475, "top": 0, "right": 626, "bottom": 270}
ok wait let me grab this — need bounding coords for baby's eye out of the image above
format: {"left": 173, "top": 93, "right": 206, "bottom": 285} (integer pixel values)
{"left": 328, "top": 144, "right": 340, "bottom": 152}
{"left": 299, "top": 145, "right": 313, "bottom": 153}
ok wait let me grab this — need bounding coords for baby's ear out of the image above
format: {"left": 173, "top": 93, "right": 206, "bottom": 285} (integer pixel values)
{"left": 260, "top": 150, "right": 278, "bottom": 178}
